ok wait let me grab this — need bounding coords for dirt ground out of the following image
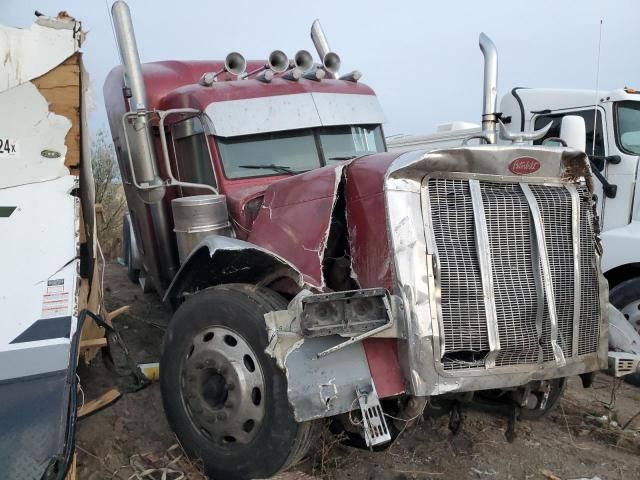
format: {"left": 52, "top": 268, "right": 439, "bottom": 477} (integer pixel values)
{"left": 76, "top": 262, "right": 640, "bottom": 480}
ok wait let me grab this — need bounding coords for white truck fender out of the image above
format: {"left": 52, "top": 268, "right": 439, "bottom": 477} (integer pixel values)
{"left": 600, "top": 220, "right": 640, "bottom": 272}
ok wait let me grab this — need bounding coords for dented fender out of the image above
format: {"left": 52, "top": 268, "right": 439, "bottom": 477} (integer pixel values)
{"left": 162, "top": 236, "right": 305, "bottom": 304}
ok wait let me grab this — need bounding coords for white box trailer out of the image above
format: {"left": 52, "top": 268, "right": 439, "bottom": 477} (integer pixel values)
{"left": 388, "top": 87, "right": 640, "bottom": 337}
{"left": 0, "top": 12, "right": 105, "bottom": 479}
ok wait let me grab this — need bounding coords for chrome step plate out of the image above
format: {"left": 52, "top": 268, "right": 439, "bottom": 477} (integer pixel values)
{"left": 356, "top": 382, "right": 391, "bottom": 447}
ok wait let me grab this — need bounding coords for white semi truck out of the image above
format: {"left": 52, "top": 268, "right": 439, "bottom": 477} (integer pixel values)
{"left": 388, "top": 86, "right": 640, "bottom": 337}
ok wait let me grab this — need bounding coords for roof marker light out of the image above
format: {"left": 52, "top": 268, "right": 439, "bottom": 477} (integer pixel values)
{"left": 283, "top": 67, "right": 303, "bottom": 81}
{"left": 257, "top": 70, "right": 274, "bottom": 83}
{"left": 199, "top": 72, "right": 216, "bottom": 86}
{"left": 303, "top": 68, "right": 326, "bottom": 81}
{"left": 339, "top": 70, "right": 362, "bottom": 82}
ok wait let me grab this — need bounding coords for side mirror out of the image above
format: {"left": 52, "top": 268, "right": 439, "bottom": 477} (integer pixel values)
{"left": 560, "top": 115, "right": 586, "bottom": 151}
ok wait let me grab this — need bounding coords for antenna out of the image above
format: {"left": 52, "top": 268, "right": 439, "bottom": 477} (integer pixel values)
{"left": 591, "top": 19, "right": 603, "bottom": 156}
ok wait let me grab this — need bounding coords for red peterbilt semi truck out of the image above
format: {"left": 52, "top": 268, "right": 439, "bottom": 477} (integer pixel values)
{"left": 104, "top": 2, "right": 608, "bottom": 478}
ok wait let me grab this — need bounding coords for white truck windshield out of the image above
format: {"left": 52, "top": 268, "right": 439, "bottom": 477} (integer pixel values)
{"left": 616, "top": 101, "right": 640, "bottom": 155}
{"left": 217, "top": 125, "right": 384, "bottom": 179}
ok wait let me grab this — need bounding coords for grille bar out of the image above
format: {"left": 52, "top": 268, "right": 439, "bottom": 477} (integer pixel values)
{"left": 425, "top": 177, "right": 601, "bottom": 371}
{"left": 469, "top": 179, "right": 500, "bottom": 367}
{"left": 567, "top": 184, "right": 582, "bottom": 358}
{"left": 520, "top": 183, "right": 566, "bottom": 367}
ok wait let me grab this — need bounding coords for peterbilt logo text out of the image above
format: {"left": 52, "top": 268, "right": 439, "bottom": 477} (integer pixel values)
{"left": 508, "top": 157, "right": 541, "bottom": 175}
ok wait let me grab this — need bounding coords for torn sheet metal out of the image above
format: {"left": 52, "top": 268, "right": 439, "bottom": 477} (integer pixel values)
{"left": 0, "top": 15, "right": 81, "bottom": 93}
{"left": 265, "top": 290, "right": 377, "bottom": 422}
{"left": 0, "top": 82, "right": 72, "bottom": 189}
{"left": 264, "top": 309, "right": 303, "bottom": 370}
{"left": 285, "top": 336, "right": 374, "bottom": 422}
{"left": 248, "top": 163, "right": 348, "bottom": 287}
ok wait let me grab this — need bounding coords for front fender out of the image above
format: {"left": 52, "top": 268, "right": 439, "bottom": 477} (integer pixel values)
{"left": 601, "top": 220, "right": 640, "bottom": 272}
{"left": 163, "top": 236, "right": 304, "bottom": 305}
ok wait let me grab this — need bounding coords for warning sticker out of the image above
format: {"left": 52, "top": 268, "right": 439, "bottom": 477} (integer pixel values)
{"left": 47, "top": 278, "right": 65, "bottom": 294}
{"left": 0, "top": 138, "right": 19, "bottom": 159}
{"left": 42, "top": 278, "right": 69, "bottom": 317}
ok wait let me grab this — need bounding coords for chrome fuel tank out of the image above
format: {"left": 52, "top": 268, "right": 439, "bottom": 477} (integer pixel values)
{"left": 172, "top": 195, "right": 233, "bottom": 263}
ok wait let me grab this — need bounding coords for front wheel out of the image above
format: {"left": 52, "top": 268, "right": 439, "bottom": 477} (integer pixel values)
{"left": 160, "top": 284, "right": 317, "bottom": 480}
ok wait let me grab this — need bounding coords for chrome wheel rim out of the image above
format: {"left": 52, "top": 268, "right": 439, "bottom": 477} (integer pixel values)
{"left": 181, "top": 326, "right": 265, "bottom": 447}
{"left": 621, "top": 299, "right": 640, "bottom": 333}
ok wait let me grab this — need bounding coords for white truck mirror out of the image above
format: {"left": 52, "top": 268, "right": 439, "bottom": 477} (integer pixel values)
{"left": 560, "top": 115, "right": 586, "bottom": 151}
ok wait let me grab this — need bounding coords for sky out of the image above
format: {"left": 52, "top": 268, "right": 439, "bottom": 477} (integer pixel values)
{"left": 1, "top": 0, "right": 638, "bottom": 138}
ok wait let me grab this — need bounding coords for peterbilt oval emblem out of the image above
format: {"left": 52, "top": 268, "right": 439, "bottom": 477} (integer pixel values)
{"left": 41, "top": 149, "right": 61, "bottom": 159}
{"left": 508, "top": 157, "right": 540, "bottom": 175}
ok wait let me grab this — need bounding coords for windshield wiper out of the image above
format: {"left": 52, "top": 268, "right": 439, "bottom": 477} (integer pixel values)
{"left": 328, "top": 155, "right": 357, "bottom": 161}
{"left": 238, "top": 164, "right": 302, "bottom": 175}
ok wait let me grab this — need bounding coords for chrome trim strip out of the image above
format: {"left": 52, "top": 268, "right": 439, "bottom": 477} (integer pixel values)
{"left": 520, "top": 183, "right": 566, "bottom": 366}
{"left": 426, "top": 254, "right": 444, "bottom": 361}
{"left": 469, "top": 179, "right": 500, "bottom": 368}
{"left": 421, "top": 181, "right": 444, "bottom": 361}
{"left": 566, "top": 184, "right": 581, "bottom": 358}
{"left": 530, "top": 224, "right": 545, "bottom": 363}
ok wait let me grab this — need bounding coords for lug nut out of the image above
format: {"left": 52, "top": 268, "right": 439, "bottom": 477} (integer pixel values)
{"left": 217, "top": 412, "right": 227, "bottom": 421}
{"left": 225, "top": 401, "right": 234, "bottom": 409}
{"left": 227, "top": 383, "right": 235, "bottom": 391}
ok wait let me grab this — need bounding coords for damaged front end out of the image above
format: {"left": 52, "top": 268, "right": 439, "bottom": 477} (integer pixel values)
{"left": 263, "top": 145, "right": 608, "bottom": 447}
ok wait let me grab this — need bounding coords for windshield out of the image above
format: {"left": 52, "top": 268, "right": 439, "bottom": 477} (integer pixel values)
{"left": 320, "top": 125, "right": 385, "bottom": 162}
{"left": 616, "top": 101, "right": 640, "bottom": 155}
{"left": 217, "top": 125, "right": 385, "bottom": 179}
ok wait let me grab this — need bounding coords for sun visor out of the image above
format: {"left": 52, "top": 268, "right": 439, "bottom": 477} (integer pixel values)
{"left": 205, "top": 92, "right": 385, "bottom": 137}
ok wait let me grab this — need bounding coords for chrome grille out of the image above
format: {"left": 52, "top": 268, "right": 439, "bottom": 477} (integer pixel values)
{"left": 531, "top": 186, "right": 575, "bottom": 360}
{"left": 578, "top": 186, "right": 600, "bottom": 355}
{"left": 429, "top": 179, "right": 488, "bottom": 365}
{"left": 480, "top": 183, "right": 539, "bottom": 367}
{"left": 426, "top": 178, "right": 601, "bottom": 371}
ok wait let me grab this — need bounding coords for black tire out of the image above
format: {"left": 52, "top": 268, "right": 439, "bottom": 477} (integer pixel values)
{"left": 122, "top": 216, "right": 139, "bottom": 284}
{"left": 610, "top": 277, "right": 640, "bottom": 387}
{"left": 518, "top": 378, "right": 567, "bottom": 420}
{"left": 160, "top": 284, "right": 318, "bottom": 480}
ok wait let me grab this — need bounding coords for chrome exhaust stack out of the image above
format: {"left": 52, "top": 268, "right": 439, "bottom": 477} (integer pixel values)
{"left": 112, "top": 0, "right": 177, "bottom": 284}
{"left": 111, "top": 0, "right": 165, "bottom": 202}
{"left": 310, "top": 19, "right": 341, "bottom": 78}
{"left": 479, "top": 32, "right": 498, "bottom": 144}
